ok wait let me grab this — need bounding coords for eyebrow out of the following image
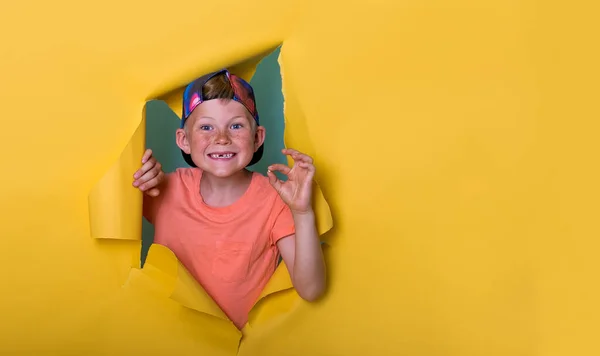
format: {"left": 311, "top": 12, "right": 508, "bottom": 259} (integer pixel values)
{"left": 198, "top": 115, "right": 246, "bottom": 120}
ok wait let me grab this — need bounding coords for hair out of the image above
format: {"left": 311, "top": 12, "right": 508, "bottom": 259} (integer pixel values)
{"left": 202, "top": 73, "right": 235, "bottom": 100}
{"left": 187, "top": 73, "right": 257, "bottom": 132}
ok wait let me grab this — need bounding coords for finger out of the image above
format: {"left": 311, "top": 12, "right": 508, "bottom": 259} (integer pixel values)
{"left": 295, "top": 162, "right": 316, "bottom": 182}
{"left": 296, "top": 161, "right": 315, "bottom": 172}
{"left": 138, "top": 171, "right": 164, "bottom": 191}
{"left": 267, "top": 169, "right": 283, "bottom": 190}
{"left": 282, "top": 148, "right": 302, "bottom": 158}
{"left": 268, "top": 163, "right": 292, "bottom": 176}
{"left": 134, "top": 163, "right": 162, "bottom": 189}
{"left": 136, "top": 161, "right": 162, "bottom": 184}
{"left": 282, "top": 148, "right": 313, "bottom": 164}
{"left": 133, "top": 156, "right": 157, "bottom": 180}
{"left": 141, "top": 149, "right": 153, "bottom": 164}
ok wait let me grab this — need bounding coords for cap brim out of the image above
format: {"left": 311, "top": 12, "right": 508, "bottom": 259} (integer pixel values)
{"left": 181, "top": 144, "right": 264, "bottom": 168}
{"left": 248, "top": 144, "right": 264, "bottom": 166}
{"left": 181, "top": 150, "right": 198, "bottom": 167}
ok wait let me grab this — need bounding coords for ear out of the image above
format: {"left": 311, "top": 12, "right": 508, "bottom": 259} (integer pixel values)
{"left": 175, "top": 128, "right": 191, "bottom": 154}
{"left": 254, "top": 125, "right": 266, "bottom": 152}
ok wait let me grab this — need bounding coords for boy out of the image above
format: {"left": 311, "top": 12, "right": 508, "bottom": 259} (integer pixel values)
{"left": 132, "top": 69, "right": 326, "bottom": 330}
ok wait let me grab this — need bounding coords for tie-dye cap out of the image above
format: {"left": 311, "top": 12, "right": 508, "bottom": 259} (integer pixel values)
{"left": 180, "top": 68, "right": 263, "bottom": 167}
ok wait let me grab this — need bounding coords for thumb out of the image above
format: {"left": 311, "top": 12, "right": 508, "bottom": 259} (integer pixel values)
{"left": 267, "top": 169, "right": 282, "bottom": 191}
{"left": 145, "top": 188, "right": 161, "bottom": 197}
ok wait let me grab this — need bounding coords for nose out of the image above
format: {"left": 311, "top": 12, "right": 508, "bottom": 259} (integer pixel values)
{"left": 214, "top": 130, "right": 232, "bottom": 145}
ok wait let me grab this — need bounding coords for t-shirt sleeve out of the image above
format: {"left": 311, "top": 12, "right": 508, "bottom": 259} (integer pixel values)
{"left": 270, "top": 198, "right": 296, "bottom": 245}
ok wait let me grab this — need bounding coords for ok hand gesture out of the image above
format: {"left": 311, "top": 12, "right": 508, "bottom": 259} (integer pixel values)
{"left": 267, "top": 148, "right": 315, "bottom": 215}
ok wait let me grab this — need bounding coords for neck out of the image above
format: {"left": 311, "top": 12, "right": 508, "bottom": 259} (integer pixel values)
{"left": 199, "top": 169, "right": 253, "bottom": 207}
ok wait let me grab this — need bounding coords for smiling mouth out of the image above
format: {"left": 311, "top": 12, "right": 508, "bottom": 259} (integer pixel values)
{"left": 208, "top": 152, "right": 236, "bottom": 159}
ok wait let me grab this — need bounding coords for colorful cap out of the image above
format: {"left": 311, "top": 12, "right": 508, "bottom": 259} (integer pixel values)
{"left": 180, "top": 69, "right": 263, "bottom": 167}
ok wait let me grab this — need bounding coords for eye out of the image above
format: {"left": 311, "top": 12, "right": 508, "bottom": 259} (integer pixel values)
{"left": 199, "top": 125, "right": 212, "bottom": 131}
{"left": 231, "top": 123, "right": 243, "bottom": 129}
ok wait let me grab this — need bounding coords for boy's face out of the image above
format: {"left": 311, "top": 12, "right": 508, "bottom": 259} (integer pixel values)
{"left": 176, "top": 99, "right": 265, "bottom": 177}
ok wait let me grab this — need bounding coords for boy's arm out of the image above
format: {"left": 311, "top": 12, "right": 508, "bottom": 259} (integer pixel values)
{"left": 268, "top": 148, "right": 326, "bottom": 302}
{"left": 134, "top": 149, "right": 166, "bottom": 224}
{"left": 277, "top": 209, "right": 326, "bottom": 302}
{"left": 141, "top": 170, "right": 172, "bottom": 224}
{"left": 143, "top": 191, "right": 162, "bottom": 224}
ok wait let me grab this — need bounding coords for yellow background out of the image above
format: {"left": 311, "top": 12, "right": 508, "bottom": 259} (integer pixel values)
{"left": 0, "top": 0, "right": 599, "bottom": 355}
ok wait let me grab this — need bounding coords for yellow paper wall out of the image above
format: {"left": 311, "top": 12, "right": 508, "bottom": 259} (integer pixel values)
{"left": 1, "top": 0, "right": 599, "bottom": 355}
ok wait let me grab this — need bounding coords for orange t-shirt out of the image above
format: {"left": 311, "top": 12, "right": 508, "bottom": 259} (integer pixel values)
{"left": 143, "top": 168, "right": 295, "bottom": 329}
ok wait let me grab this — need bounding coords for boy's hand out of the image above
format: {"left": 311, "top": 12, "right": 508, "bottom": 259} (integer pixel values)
{"left": 267, "top": 148, "right": 315, "bottom": 215}
{"left": 133, "top": 149, "right": 164, "bottom": 197}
